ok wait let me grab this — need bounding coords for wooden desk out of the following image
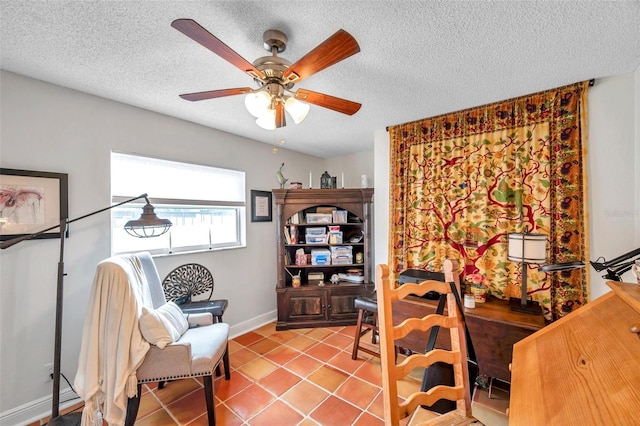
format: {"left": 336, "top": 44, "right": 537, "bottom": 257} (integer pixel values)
{"left": 509, "top": 282, "right": 640, "bottom": 424}
{"left": 393, "top": 295, "right": 545, "bottom": 382}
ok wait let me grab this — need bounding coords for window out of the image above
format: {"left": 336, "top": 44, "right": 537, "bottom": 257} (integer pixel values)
{"left": 111, "top": 152, "right": 246, "bottom": 255}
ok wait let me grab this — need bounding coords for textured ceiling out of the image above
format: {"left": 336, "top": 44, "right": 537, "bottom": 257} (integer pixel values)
{"left": 1, "top": 1, "right": 639, "bottom": 158}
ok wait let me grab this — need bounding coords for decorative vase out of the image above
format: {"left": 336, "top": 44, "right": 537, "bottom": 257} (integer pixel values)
{"left": 470, "top": 285, "right": 488, "bottom": 303}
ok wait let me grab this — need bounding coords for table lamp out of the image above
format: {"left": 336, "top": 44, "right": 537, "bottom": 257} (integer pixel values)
{"left": 508, "top": 232, "right": 547, "bottom": 315}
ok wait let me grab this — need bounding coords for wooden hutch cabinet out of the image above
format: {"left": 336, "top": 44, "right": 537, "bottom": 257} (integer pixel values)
{"left": 273, "top": 188, "right": 374, "bottom": 330}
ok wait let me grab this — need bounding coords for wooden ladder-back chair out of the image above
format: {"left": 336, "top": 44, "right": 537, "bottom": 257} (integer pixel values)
{"left": 376, "top": 260, "right": 478, "bottom": 425}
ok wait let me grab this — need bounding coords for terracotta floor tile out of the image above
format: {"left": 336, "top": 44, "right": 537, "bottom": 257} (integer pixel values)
{"left": 339, "top": 325, "right": 358, "bottom": 336}
{"left": 298, "top": 418, "right": 321, "bottom": 426}
{"left": 284, "top": 354, "right": 322, "bottom": 378}
{"left": 281, "top": 380, "right": 330, "bottom": 415}
{"left": 166, "top": 388, "right": 209, "bottom": 424}
{"left": 335, "top": 376, "right": 380, "bottom": 409}
{"left": 248, "top": 337, "right": 281, "bottom": 355}
{"left": 205, "top": 404, "right": 244, "bottom": 426}
{"left": 367, "top": 392, "right": 386, "bottom": 419}
{"left": 183, "top": 412, "right": 209, "bottom": 426}
{"left": 258, "top": 368, "right": 301, "bottom": 396}
{"left": 249, "top": 400, "right": 304, "bottom": 426}
{"left": 136, "top": 388, "right": 163, "bottom": 419}
{"left": 228, "top": 339, "right": 243, "bottom": 353}
{"left": 322, "top": 332, "right": 355, "bottom": 350}
{"left": 228, "top": 347, "right": 259, "bottom": 369}
{"left": 353, "top": 411, "right": 385, "bottom": 426}
{"left": 353, "top": 358, "right": 382, "bottom": 386}
{"left": 263, "top": 344, "right": 301, "bottom": 365}
{"left": 153, "top": 378, "right": 201, "bottom": 405}
{"left": 213, "top": 370, "right": 253, "bottom": 402}
{"left": 253, "top": 322, "right": 277, "bottom": 336}
{"left": 232, "top": 331, "right": 264, "bottom": 347}
{"left": 307, "top": 365, "right": 349, "bottom": 392}
{"left": 305, "top": 327, "right": 334, "bottom": 341}
{"left": 286, "top": 334, "right": 317, "bottom": 351}
{"left": 225, "top": 383, "right": 275, "bottom": 420}
{"left": 305, "top": 341, "right": 341, "bottom": 363}
{"left": 327, "top": 350, "right": 367, "bottom": 374}
{"left": 134, "top": 407, "right": 177, "bottom": 426}
{"left": 237, "top": 357, "right": 278, "bottom": 381}
{"left": 310, "top": 395, "right": 362, "bottom": 426}
{"left": 267, "top": 329, "right": 298, "bottom": 344}
{"left": 397, "top": 375, "right": 422, "bottom": 399}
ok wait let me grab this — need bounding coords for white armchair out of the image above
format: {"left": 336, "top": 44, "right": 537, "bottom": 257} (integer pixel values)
{"left": 75, "top": 252, "right": 229, "bottom": 426}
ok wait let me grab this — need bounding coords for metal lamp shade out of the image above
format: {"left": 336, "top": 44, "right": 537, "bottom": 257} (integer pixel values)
{"left": 124, "top": 202, "right": 172, "bottom": 238}
{"left": 508, "top": 233, "right": 547, "bottom": 264}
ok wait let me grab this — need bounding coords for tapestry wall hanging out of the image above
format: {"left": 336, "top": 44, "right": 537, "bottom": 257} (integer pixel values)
{"left": 388, "top": 81, "right": 589, "bottom": 320}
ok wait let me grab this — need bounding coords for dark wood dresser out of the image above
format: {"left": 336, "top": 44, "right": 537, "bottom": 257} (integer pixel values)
{"left": 394, "top": 295, "right": 545, "bottom": 383}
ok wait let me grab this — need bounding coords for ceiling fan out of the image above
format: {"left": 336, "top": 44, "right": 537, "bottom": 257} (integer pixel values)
{"left": 171, "top": 19, "right": 362, "bottom": 130}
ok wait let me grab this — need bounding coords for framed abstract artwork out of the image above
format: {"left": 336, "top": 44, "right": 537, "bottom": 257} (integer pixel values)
{"left": 0, "top": 168, "right": 69, "bottom": 241}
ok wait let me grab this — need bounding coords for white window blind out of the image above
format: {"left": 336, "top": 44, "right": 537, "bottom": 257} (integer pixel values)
{"left": 111, "top": 152, "right": 246, "bottom": 255}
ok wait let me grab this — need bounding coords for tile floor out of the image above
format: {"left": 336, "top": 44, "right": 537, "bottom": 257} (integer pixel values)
{"left": 34, "top": 322, "right": 423, "bottom": 426}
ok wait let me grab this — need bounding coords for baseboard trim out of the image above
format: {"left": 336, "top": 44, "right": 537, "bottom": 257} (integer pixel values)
{"left": 1, "top": 310, "right": 278, "bottom": 426}
{"left": 229, "top": 310, "right": 277, "bottom": 339}
{"left": 0, "top": 388, "right": 79, "bottom": 426}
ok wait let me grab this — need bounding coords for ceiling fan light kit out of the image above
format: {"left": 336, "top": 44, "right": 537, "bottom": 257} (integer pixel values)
{"left": 172, "top": 19, "right": 361, "bottom": 130}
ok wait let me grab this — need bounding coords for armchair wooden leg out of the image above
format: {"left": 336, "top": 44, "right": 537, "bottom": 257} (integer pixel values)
{"left": 223, "top": 343, "right": 230, "bottom": 380}
{"left": 124, "top": 383, "right": 142, "bottom": 426}
{"left": 203, "top": 375, "right": 216, "bottom": 426}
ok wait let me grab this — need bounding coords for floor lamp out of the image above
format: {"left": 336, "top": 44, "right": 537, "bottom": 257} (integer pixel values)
{"left": 0, "top": 193, "right": 172, "bottom": 426}
{"left": 507, "top": 232, "right": 547, "bottom": 315}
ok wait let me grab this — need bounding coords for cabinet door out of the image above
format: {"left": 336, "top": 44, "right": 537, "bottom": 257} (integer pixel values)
{"left": 282, "top": 290, "right": 326, "bottom": 322}
{"left": 327, "top": 288, "right": 360, "bottom": 321}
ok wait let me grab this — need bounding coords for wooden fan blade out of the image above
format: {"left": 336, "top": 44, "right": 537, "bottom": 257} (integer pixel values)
{"left": 179, "top": 87, "right": 253, "bottom": 101}
{"left": 275, "top": 101, "right": 286, "bottom": 128}
{"left": 294, "top": 89, "right": 361, "bottom": 115}
{"left": 172, "top": 19, "right": 265, "bottom": 80}
{"left": 282, "top": 29, "right": 359, "bottom": 84}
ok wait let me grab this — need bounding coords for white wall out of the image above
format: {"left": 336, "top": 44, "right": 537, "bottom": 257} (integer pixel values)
{"left": 375, "top": 72, "right": 639, "bottom": 299}
{"left": 588, "top": 71, "right": 640, "bottom": 297}
{"left": 0, "top": 71, "right": 373, "bottom": 424}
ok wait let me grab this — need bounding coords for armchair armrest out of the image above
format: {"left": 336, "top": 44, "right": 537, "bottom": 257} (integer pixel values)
{"left": 136, "top": 341, "right": 192, "bottom": 382}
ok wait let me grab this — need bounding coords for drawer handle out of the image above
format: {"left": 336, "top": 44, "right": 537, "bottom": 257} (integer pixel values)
{"left": 631, "top": 324, "right": 640, "bottom": 338}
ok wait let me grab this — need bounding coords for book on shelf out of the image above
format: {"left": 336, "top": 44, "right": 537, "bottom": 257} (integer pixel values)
{"left": 284, "top": 226, "right": 291, "bottom": 244}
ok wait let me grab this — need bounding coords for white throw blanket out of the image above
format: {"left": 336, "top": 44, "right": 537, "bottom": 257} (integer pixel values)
{"left": 74, "top": 254, "right": 152, "bottom": 426}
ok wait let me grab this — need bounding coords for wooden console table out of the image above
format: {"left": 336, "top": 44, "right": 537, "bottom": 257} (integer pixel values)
{"left": 394, "top": 295, "right": 545, "bottom": 383}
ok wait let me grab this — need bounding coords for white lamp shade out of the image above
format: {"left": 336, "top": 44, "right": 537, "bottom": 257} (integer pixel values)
{"left": 255, "top": 108, "right": 276, "bottom": 130}
{"left": 508, "top": 233, "right": 547, "bottom": 264}
{"left": 284, "top": 97, "right": 310, "bottom": 124}
{"left": 245, "top": 92, "right": 271, "bottom": 118}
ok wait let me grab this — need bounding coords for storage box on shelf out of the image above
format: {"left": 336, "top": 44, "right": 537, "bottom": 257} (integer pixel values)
{"left": 273, "top": 188, "right": 374, "bottom": 330}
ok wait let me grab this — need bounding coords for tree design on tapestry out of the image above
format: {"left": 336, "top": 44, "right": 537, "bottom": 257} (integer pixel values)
{"left": 389, "top": 82, "right": 588, "bottom": 320}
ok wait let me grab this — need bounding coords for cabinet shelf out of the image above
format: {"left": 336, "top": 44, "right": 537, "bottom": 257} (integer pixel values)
{"left": 285, "top": 264, "right": 364, "bottom": 269}
{"left": 274, "top": 188, "right": 374, "bottom": 330}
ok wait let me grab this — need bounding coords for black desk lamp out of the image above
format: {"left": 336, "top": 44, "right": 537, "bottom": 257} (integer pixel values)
{"left": 590, "top": 247, "right": 640, "bottom": 281}
{"left": 1, "top": 193, "right": 171, "bottom": 426}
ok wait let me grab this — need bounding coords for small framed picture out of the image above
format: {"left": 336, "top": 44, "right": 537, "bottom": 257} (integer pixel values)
{"left": 251, "top": 190, "right": 272, "bottom": 222}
